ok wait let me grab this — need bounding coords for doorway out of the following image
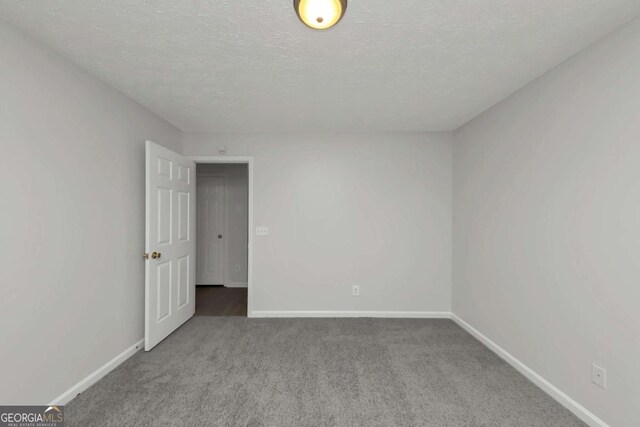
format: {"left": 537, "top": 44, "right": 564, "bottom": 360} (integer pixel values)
{"left": 145, "top": 142, "right": 254, "bottom": 350}
{"left": 194, "top": 162, "right": 250, "bottom": 317}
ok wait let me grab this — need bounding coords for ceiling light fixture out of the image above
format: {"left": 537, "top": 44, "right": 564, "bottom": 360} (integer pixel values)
{"left": 294, "top": 0, "right": 347, "bottom": 30}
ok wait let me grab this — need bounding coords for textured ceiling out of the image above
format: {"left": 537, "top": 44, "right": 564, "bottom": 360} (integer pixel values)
{"left": 1, "top": 1, "right": 639, "bottom": 132}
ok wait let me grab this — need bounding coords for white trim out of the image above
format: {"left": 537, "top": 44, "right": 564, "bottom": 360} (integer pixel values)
{"left": 49, "top": 339, "right": 144, "bottom": 405}
{"left": 190, "top": 156, "right": 252, "bottom": 164}
{"left": 451, "top": 314, "right": 608, "bottom": 427}
{"left": 224, "top": 282, "right": 248, "bottom": 288}
{"left": 250, "top": 311, "right": 452, "bottom": 318}
{"left": 189, "top": 156, "right": 254, "bottom": 316}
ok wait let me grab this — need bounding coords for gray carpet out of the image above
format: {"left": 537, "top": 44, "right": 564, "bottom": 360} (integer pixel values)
{"left": 66, "top": 318, "right": 584, "bottom": 426}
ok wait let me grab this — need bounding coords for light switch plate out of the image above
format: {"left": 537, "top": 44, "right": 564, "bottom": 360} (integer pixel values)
{"left": 256, "top": 226, "right": 269, "bottom": 236}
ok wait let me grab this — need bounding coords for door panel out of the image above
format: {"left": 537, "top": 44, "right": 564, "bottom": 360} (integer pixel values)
{"left": 196, "top": 176, "right": 224, "bottom": 285}
{"left": 145, "top": 141, "right": 195, "bottom": 351}
{"left": 157, "top": 188, "right": 172, "bottom": 244}
{"left": 156, "top": 261, "right": 172, "bottom": 321}
{"left": 177, "top": 192, "right": 189, "bottom": 241}
{"left": 177, "top": 255, "right": 189, "bottom": 308}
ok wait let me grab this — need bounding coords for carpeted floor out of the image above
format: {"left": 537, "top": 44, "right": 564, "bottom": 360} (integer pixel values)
{"left": 65, "top": 318, "right": 584, "bottom": 426}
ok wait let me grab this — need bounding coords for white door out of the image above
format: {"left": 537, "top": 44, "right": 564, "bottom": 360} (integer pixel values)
{"left": 145, "top": 141, "right": 196, "bottom": 351}
{"left": 196, "top": 176, "right": 225, "bottom": 285}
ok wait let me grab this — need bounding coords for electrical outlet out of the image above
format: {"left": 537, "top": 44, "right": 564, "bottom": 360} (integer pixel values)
{"left": 256, "top": 226, "right": 269, "bottom": 236}
{"left": 352, "top": 285, "right": 360, "bottom": 297}
{"left": 592, "top": 364, "right": 607, "bottom": 389}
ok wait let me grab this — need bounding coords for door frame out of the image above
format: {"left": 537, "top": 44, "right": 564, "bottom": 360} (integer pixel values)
{"left": 190, "top": 156, "right": 254, "bottom": 317}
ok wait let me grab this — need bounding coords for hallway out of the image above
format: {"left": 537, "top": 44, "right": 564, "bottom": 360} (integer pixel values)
{"left": 195, "top": 286, "right": 247, "bottom": 317}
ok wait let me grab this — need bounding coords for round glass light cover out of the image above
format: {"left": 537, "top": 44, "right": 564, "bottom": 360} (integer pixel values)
{"left": 296, "top": 0, "right": 344, "bottom": 30}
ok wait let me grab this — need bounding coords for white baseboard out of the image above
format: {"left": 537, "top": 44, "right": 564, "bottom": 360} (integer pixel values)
{"left": 49, "top": 339, "right": 144, "bottom": 406}
{"left": 451, "top": 314, "right": 608, "bottom": 427}
{"left": 224, "top": 282, "right": 248, "bottom": 288}
{"left": 196, "top": 283, "right": 247, "bottom": 288}
{"left": 249, "top": 310, "right": 452, "bottom": 319}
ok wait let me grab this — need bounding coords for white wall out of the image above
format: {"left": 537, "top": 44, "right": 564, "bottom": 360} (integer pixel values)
{"left": 184, "top": 133, "right": 452, "bottom": 315}
{"left": 453, "top": 17, "right": 640, "bottom": 427}
{"left": 7, "top": 7, "right": 635, "bottom": 421}
{"left": 0, "top": 20, "right": 181, "bottom": 404}
{"left": 196, "top": 164, "right": 249, "bottom": 287}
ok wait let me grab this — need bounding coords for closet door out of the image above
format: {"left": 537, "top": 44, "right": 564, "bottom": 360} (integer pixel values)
{"left": 196, "top": 176, "right": 225, "bottom": 285}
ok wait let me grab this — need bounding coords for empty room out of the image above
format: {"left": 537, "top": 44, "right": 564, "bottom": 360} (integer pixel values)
{"left": 1, "top": 1, "right": 638, "bottom": 426}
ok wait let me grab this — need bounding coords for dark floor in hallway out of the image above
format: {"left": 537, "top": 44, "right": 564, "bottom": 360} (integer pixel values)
{"left": 195, "top": 286, "right": 247, "bottom": 316}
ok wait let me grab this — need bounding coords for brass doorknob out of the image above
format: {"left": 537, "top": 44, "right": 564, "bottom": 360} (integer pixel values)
{"left": 144, "top": 252, "right": 162, "bottom": 260}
